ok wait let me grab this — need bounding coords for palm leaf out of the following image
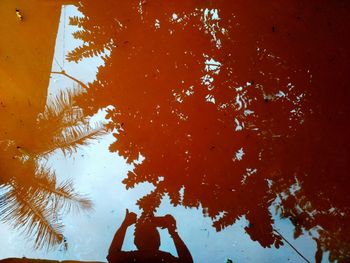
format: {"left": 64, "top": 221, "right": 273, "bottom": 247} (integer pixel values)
{"left": 0, "top": 184, "right": 64, "bottom": 250}
{"left": 37, "top": 90, "right": 107, "bottom": 158}
{"left": 34, "top": 167, "right": 93, "bottom": 213}
{"left": 0, "top": 166, "right": 93, "bottom": 250}
{"left": 42, "top": 90, "right": 84, "bottom": 123}
{"left": 0, "top": 76, "right": 98, "bottom": 250}
{"left": 41, "top": 123, "right": 107, "bottom": 157}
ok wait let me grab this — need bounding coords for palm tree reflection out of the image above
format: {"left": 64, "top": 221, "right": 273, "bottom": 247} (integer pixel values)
{"left": 0, "top": 90, "right": 106, "bottom": 249}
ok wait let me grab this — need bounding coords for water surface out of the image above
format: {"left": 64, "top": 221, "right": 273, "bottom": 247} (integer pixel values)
{"left": 0, "top": 1, "right": 349, "bottom": 262}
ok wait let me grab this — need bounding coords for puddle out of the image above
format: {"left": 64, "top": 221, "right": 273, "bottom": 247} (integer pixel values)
{"left": 0, "top": 1, "right": 349, "bottom": 262}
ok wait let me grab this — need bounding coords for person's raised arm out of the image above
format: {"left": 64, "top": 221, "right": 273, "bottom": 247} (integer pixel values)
{"left": 162, "top": 215, "right": 193, "bottom": 263}
{"left": 107, "top": 209, "right": 137, "bottom": 262}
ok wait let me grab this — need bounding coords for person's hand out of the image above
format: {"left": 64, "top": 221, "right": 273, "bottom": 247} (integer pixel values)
{"left": 159, "top": 214, "right": 177, "bottom": 234}
{"left": 123, "top": 209, "right": 137, "bottom": 226}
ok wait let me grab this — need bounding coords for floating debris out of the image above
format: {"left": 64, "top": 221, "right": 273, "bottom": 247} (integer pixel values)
{"left": 15, "top": 8, "right": 23, "bottom": 21}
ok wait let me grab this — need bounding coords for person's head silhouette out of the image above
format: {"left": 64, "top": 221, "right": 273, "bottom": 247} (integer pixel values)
{"left": 107, "top": 210, "right": 193, "bottom": 262}
{"left": 134, "top": 218, "right": 160, "bottom": 252}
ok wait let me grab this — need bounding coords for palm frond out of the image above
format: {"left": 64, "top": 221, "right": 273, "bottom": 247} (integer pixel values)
{"left": 0, "top": 166, "right": 93, "bottom": 250}
{"left": 42, "top": 123, "right": 107, "bottom": 157}
{"left": 42, "top": 90, "right": 83, "bottom": 121}
{"left": 36, "top": 89, "right": 108, "bottom": 158}
{"left": 0, "top": 185, "right": 64, "bottom": 250}
{"left": 37, "top": 91, "right": 86, "bottom": 145}
{"left": 0, "top": 80, "right": 96, "bottom": 250}
{"left": 34, "top": 167, "right": 93, "bottom": 213}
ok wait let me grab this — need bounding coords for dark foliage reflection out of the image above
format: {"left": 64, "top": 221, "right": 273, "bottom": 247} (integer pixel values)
{"left": 67, "top": 1, "right": 350, "bottom": 261}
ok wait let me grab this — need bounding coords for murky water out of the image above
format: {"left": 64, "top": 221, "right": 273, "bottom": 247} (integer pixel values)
{"left": 1, "top": 1, "right": 349, "bottom": 262}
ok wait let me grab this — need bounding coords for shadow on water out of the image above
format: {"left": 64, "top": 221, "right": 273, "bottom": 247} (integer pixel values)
{"left": 107, "top": 209, "right": 193, "bottom": 263}
{"left": 1, "top": 0, "right": 350, "bottom": 262}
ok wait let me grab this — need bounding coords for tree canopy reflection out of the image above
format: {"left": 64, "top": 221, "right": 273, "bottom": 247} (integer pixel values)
{"left": 66, "top": 0, "right": 349, "bottom": 262}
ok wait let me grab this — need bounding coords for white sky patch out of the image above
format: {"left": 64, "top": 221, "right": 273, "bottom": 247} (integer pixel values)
{"left": 235, "top": 93, "right": 244, "bottom": 110}
{"left": 244, "top": 109, "right": 254, "bottom": 116}
{"left": 157, "top": 176, "right": 165, "bottom": 183}
{"left": 201, "top": 8, "right": 224, "bottom": 49}
{"left": 201, "top": 74, "right": 214, "bottom": 87}
{"left": 234, "top": 118, "right": 244, "bottom": 131}
{"left": 205, "top": 8, "right": 220, "bottom": 20}
{"left": 234, "top": 84, "right": 253, "bottom": 113}
{"left": 204, "top": 58, "right": 221, "bottom": 74}
{"left": 205, "top": 94, "right": 216, "bottom": 104}
{"left": 201, "top": 55, "right": 221, "bottom": 91}
{"left": 89, "top": 106, "right": 111, "bottom": 126}
{"left": 170, "top": 12, "right": 187, "bottom": 24}
{"left": 266, "top": 179, "right": 273, "bottom": 188}
{"left": 287, "top": 82, "right": 295, "bottom": 91}
{"left": 241, "top": 168, "right": 257, "bottom": 184}
{"left": 233, "top": 147, "right": 245, "bottom": 162}
{"left": 174, "top": 92, "right": 184, "bottom": 103}
{"left": 276, "top": 90, "right": 286, "bottom": 98}
{"left": 154, "top": 19, "right": 160, "bottom": 29}
{"left": 48, "top": 5, "right": 109, "bottom": 102}
{"left": 185, "top": 86, "right": 194, "bottom": 96}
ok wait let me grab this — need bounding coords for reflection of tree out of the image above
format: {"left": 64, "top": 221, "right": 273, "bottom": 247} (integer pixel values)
{"left": 66, "top": 15, "right": 116, "bottom": 63}
{"left": 37, "top": 90, "right": 106, "bottom": 157}
{"left": 69, "top": 1, "right": 350, "bottom": 261}
{"left": 0, "top": 90, "right": 104, "bottom": 249}
{"left": 0, "top": 163, "right": 90, "bottom": 249}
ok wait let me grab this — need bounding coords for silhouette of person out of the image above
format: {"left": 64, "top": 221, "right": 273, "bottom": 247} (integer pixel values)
{"left": 107, "top": 209, "right": 193, "bottom": 263}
